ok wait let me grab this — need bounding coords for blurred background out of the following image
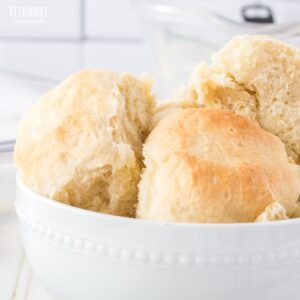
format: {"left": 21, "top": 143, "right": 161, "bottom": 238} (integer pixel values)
{"left": 1, "top": 0, "right": 300, "bottom": 142}
{"left": 0, "top": 1, "right": 300, "bottom": 299}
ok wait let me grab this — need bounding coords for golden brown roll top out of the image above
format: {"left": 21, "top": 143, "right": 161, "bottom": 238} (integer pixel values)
{"left": 189, "top": 35, "right": 300, "bottom": 163}
{"left": 137, "top": 108, "right": 300, "bottom": 223}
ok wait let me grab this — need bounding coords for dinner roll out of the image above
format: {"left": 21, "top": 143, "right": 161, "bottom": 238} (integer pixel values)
{"left": 137, "top": 108, "right": 300, "bottom": 223}
{"left": 189, "top": 35, "right": 300, "bottom": 163}
{"left": 15, "top": 70, "right": 154, "bottom": 216}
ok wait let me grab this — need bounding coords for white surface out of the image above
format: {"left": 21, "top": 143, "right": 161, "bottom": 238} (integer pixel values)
{"left": 0, "top": 165, "right": 55, "bottom": 300}
{"left": 0, "top": 210, "right": 55, "bottom": 300}
{"left": 0, "top": 205, "right": 23, "bottom": 300}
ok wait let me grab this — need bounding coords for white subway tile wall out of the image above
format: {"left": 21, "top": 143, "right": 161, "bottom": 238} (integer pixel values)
{"left": 0, "top": 0, "right": 142, "bottom": 39}
{"left": 0, "top": 0, "right": 82, "bottom": 38}
{"left": 0, "top": 0, "right": 148, "bottom": 81}
{"left": 85, "top": 0, "right": 142, "bottom": 39}
{"left": 0, "top": 41, "right": 83, "bottom": 79}
{"left": 83, "top": 41, "right": 152, "bottom": 73}
{"left": 0, "top": 40, "right": 151, "bottom": 81}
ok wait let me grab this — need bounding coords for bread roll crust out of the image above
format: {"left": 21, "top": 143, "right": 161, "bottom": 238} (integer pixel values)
{"left": 190, "top": 35, "right": 300, "bottom": 163}
{"left": 15, "top": 70, "right": 154, "bottom": 216}
{"left": 137, "top": 108, "right": 300, "bottom": 223}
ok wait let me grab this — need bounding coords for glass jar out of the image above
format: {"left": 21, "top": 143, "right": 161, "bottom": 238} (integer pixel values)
{"left": 134, "top": 0, "right": 300, "bottom": 95}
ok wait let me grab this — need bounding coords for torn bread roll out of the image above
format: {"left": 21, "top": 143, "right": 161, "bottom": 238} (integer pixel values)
{"left": 255, "top": 202, "right": 288, "bottom": 222}
{"left": 189, "top": 35, "right": 300, "bottom": 163}
{"left": 137, "top": 108, "right": 300, "bottom": 223}
{"left": 14, "top": 70, "right": 155, "bottom": 216}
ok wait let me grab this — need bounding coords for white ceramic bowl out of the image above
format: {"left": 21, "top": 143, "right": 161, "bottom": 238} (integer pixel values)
{"left": 15, "top": 175, "right": 300, "bottom": 300}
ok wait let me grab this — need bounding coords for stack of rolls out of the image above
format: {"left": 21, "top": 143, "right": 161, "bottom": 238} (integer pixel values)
{"left": 14, "top": 36, "right": 300, "bottom": 223}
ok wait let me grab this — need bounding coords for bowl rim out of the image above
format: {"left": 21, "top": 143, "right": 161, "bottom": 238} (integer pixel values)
{"left": 16, "top": 174, "right": 300, "bottom": 229}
